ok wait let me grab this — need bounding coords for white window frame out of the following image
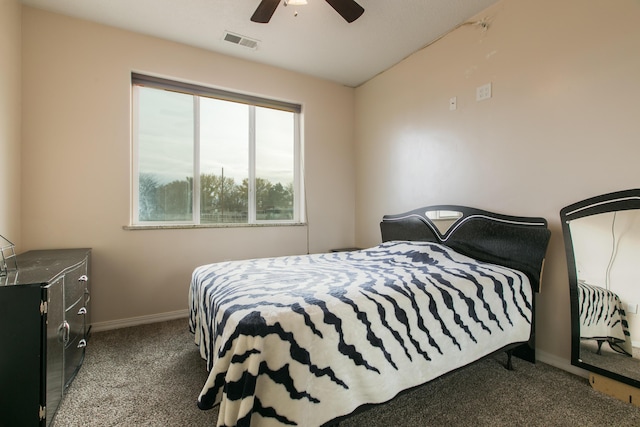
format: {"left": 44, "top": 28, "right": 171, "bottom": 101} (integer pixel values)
{"left": 131, "top": 73, "right": 304, "bottom": 227}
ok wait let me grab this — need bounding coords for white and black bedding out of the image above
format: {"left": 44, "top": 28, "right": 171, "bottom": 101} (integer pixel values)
{"left": 188, "top": 206, "right": 550, "bottom": 427}
{"left": 578, "top": 281, "right": 632, "bottom": 356}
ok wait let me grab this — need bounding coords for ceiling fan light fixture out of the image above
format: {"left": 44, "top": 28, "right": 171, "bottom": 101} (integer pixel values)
{"left": 251, "top": 0, "right": 362, "bottom": 23}
{"left": 284, "top": 0, "right": 308, "bottom": 6}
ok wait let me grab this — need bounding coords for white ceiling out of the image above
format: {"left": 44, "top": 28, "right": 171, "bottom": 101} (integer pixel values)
{"left": 20, "top": 0, "right": 499, "bottom": 87}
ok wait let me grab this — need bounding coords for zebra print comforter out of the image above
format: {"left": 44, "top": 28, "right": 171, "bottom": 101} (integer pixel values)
{"left": 578, "top": 281, "right": 632, "bottom": 355}
{"left": 189, "top": 241, "right": 533, "bottom": 427}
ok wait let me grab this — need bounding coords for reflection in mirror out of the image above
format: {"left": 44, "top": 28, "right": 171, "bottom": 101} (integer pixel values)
{"left": 426, "top": 210, "right": 463, "bottom": 235}
{"left": 561, "top": 189, "right": 640, "bottom": 387}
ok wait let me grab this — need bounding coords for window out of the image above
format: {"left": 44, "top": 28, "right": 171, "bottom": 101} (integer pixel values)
{"left": 131, "top": 74, "right": 303, "bottom": 226}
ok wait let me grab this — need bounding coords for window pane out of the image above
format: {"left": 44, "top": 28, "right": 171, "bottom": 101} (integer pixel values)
{"left": 200, "top": 98, "right": 249, "bottom": 224}
{"left": 255, "top": 107, "right": 295, "bottom": 221}
{"left": 137, "top": 87, "right": 194, "bottom": 222}
{"left": 133, "top": 74, "right": 301, "bottom": 227}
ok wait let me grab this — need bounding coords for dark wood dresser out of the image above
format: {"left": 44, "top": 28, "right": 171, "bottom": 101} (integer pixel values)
{"left": 0, "top": 248, "right": 91, "bottom": 427}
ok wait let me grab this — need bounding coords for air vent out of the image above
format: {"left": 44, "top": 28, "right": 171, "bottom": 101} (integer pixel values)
{"left": 223, "top": 31, "right": 259, "bottom": 50}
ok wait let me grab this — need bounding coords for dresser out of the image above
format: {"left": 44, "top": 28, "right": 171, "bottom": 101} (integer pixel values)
{"left": 0, "top": 248, "right": 91, "bottom": 427}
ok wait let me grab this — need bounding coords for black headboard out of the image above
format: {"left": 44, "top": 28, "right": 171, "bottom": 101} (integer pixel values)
{"left": 380, "top": 205, "right": 551, "bottom": 293}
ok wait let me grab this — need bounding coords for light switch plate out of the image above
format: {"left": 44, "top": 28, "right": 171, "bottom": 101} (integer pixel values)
{"left": 476, "top": 83, "right": 492, "bottom": 101}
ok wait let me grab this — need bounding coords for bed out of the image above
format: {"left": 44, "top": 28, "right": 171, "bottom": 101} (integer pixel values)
{"left": 189, "top": 205, "right": 550, "bottom": 426}
{"left": 577, "top": 281, "right": 632, "bottom": 356}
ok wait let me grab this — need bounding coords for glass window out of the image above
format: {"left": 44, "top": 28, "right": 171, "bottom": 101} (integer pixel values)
{"left": 199, "top": 98, "right": 249, "bottom": 224}
{"left": 132, "top": 74, "right": 302, "bottom": 226}
{"left": 255, "top": 107, "right": 295, "bottom": 221}
{"left": 136, "top": 87, "right": 194, "bottom": 222}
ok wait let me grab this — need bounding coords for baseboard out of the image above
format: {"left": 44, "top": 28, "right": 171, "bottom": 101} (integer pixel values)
{"left": 90, "top": 309, "right": 189, "bottom": 333}
{"left": 536, "top": 348, "right": 589, "bottom": 379}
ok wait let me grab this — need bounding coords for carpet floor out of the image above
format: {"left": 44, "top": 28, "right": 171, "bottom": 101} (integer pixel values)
{"left": 53, "top": 318, "right": 640, "bottom": 427}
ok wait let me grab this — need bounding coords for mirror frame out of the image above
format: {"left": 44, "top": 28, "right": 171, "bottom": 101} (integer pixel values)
{"left": 560, "top": 188, "right": 640, "bottom": 388}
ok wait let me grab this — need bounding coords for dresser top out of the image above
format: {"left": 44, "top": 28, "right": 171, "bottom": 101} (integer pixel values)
{"left": 1, "top": 248, "right": 91, "bottom": 287}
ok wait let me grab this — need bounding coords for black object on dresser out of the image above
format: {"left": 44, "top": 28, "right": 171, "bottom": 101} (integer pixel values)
{"left": 0, "top": 248, "right": 91, "bottom": 427}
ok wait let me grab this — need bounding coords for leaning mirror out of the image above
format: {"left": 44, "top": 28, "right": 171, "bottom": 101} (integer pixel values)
{"left": 560, "top": 189, "right": 640, "bottom": 387}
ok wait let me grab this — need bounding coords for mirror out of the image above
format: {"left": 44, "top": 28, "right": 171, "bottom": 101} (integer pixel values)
{"left": 561, "top": 189, "right": 640, "bottom": 387}
{"left": 426, "top": 210, "right": 463, "bottom": 235}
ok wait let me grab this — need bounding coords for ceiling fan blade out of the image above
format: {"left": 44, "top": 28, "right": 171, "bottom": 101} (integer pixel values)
{"left": 325, "top": 0, "right": 364, "bottom": 23}
{"left": 251, "top": 0, "right": 280, "bottom": 23}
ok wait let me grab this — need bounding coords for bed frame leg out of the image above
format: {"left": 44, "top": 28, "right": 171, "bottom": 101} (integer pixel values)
{"left": 505, "top": 349, "right": 514, "bottom": 371}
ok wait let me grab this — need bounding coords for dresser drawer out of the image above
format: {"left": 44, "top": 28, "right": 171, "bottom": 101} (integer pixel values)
{"left": 64, "top": 262, "right": 88, "bottom": 309}
{"left": 64, "top": 298, "right": 87, "bottom": 388}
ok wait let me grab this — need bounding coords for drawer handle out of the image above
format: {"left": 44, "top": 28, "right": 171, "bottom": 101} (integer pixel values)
{"left": 60, "top": 321, "right": 70, "bottom": 345}
{"left": 57, "top": 323, "right": 65, "bottom": 343}
{"left": 78, "top": 275, "right": 88, "bottom": 283}
{"left": 78, "top": 307, "right": 87, "bottom": 315}
{"left": 77, "top": 339, "right": 87, "bottom": 348}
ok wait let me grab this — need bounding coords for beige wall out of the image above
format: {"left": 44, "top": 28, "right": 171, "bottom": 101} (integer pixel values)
{"left": 20, "top": 7, "right": 355, "bottom": 326}
{"left": 15, "top": 0, "right": 640, "bottom": 370}
{"left": 354, "top": 0, "right": 640, "bottom": 367}
{"left": 0, "top": 0, "right": 22, "bottom": 247}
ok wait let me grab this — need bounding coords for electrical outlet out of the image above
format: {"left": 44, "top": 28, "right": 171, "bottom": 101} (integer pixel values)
{"left": 625, "top": 303, "right": 638, "bottom": 314}
{"left": 476, "top": 83, "right": 492, "bottom": 101}
{"left": 449, "top": 96, "right": 457, "bottom": 111}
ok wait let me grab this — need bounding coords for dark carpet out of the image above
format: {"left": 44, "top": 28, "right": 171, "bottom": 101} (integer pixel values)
{"left": 53, "top": 318, "right": 640, "bottom": 426}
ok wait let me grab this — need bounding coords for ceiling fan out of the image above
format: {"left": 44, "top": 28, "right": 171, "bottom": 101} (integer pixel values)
{"left": 251, "top": 0, "right": 364, "bottom": 24}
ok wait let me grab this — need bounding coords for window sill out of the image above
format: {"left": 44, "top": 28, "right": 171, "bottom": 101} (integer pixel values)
{"left": 123, "top": 223, "right": 307, "bottom": 231}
